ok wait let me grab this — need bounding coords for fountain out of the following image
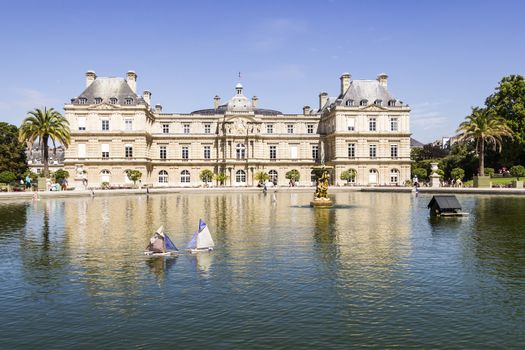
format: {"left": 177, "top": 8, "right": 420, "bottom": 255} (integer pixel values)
{"left": 310, "top": 166, "right": 334, "bottom": 208}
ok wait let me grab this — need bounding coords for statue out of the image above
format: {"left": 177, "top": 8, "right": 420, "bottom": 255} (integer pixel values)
{"left": 310, "top": 166, "right": 334, "bottom": 207}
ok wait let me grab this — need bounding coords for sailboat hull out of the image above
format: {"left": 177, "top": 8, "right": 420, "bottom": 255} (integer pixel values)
{"left": 187, "top": 247, "right": 214, "bottom": 254}
{"left": 144, "top": 251, "right": 178, "bottom": 256}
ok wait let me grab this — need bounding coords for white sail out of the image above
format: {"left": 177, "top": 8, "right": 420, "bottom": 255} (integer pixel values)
{"left": 196, "top": 225, "right": 215, "bottom": 249}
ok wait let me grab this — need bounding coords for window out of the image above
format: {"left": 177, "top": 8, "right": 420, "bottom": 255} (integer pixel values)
{"left": 307, "top": 124, "right": 314, "bottom": 134}
{"left": 369, "top": 117, "right": 376, "bottom": 131}
{"left": 360, "top": 99, "right": 368, "bottom": 106}
{"left": 110, "top": 97, "right": 118, "bottom": 104}
{"left": 125, "top": 145, "right": 133, "bottom": 159}
{"left": 312, "top": 145, "right": 319, "bottom": 160}
{"left": 159, "top": 170, "right": 168, "bottom": 183}
{"left": 390, "top": 117, "right": 398, "bottom": 132}
{"left": 348, "top": 143, "right": 355, "bottom": 158}
{"left": 100, "top": 170, "right": 110, "bottom": 183}
{"left": 369, "top": 169, "right": 378, "bottom": 184}
{"left": 287, "top": 124, "right": 294, "bottom": 134}
{"left": 204, "top": 145, "right": 211, "bottom": 159}
{"left": 204, "top": 123, "right": 211, "bottom": 134}
{"left": 95, "top": 97, "right": 102, "bottom": 104}
{"left": 78, "top": 116, "right": 86, "bottom": 131}
{"left": 267, "top": 124, "right": 273, "bottom": 134}
{"left": 78, "top": 98, "right": 87, "bottom": 105}
{"left": 101, "top": 119, "right": 109, "bottom": 131}
{"left": 162, "top": 124, "right": 169, "bottom": 134}
{"left": 181, "top": 170, "right": 190, "bottom": 183}
{"left": 270, "top": 145, "right": 277, "bottom": 160}
{"left": 390, "top": 144, "right": 398, "bottom": 159}
{"left": 290, "top": 145, "right": 298, "bottom": 159}
{"left": 348, "top": 169, "right": 357, "bottom": 183}
{"left": 236, "top": 144, "right": 246, "bottom": 160}
{"left": 125, "top": 119, "right": 132, "bottom": 131}
{"left": 236, "top": 170, "right": 246, "bottom": 183}
{"left": 346, "top": 99, "right": 354, "bottom": 106}
{"left": 347, "top": 118, "right": 355, "bottom": 131}
{"left": 388, "top": 100, "right": 396, "bottom": 107}
{"left": 183, "top": 124, "right": 190, "bottom": 134}
{"left": 101, "top": 144, "right": 109, "bottom": 159}
{"left": 160, "top": 146, "right": 167, "bottom": 159}
{"left": 124, "top": 98, "right": 133, "bottom": 105}
{"left": 269, "top": 170, "right": 278, "bottom": 183}
{"left": 77, "top": 143, "right": 86, "bottom": 158}
{"left": 390, "top": 169, "right": 399, "bottom": 184}
{"left": 182, "top": 146, "right": 189, "bottom": 160}
{"left": 369, "top": 144, "right": 377, "bottom": 159}
{"left": 374, "top": 99, "right": 382, "bottom": 106}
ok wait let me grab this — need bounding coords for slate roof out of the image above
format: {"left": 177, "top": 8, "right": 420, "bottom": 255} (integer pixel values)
{"left": 427, "top": 195, "right": 462, "bottom": 210}
{"left": 325, "top": 80, "right": 407, "bottom": 110}
{"left": 71, "top": 77, "right": 145, "bottom": 106}
{"left": 410, "top": 137, "right": 425, "bottom": 148}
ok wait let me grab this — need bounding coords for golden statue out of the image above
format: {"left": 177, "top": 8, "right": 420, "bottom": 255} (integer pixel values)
{"left": 310, "top": 166, "right": 333, "bottom": 207}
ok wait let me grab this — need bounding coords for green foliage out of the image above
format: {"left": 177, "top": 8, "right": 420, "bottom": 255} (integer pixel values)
{"left": 0, "top": 122, "right": 28, "bottom": 176}
{"left": 509, "top": 165, "right": 525, "bottom": 180}
{"left": 254, "top": 171, "right": 269, "bottom": 183}
{"left": 53, "top": 169, "right": 69, "bottom": 182}
{"left": 484, "top": 167, "right": 495, "bottom": 178}
{"left": 456, "top": 107, "right": 512, "bottom": 176}
{"left": 101, "top": 181, "right": 110, "bottom": 189}
{"left": 199, "top": 169, "right": 214, "bottom": 183}
{"left": 213, "top": 172, "right": 228, "bottom": 185}
{"left": 450, "top": 167, "right": 465, "bottom": 180}
{"left": 0, "top": 171, "right": 17, "bottom": 184}
{"left": 18, "top": 107, "right": 71, "bottom": 178}
{"left": 436, "top": 169, "right": 445, "bottom": 180}
{"left": 411, "top": 168, "right": 427, "bottom": 181}
{"left": 340, "top": 169, "right": 357, "bottom": 183}
{"left": 125, "top": 170, "right": 142, "bottom": 185}
{"left": 285, "top": 169, "right": 300, "bottom": 181}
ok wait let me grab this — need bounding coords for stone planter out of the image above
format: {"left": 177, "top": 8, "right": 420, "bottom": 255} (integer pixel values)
{"left": 473, "top": 176, "right": 491, "bottom": 188}
{"left": 512, "top": 180, "right": 523, "bottom": 189}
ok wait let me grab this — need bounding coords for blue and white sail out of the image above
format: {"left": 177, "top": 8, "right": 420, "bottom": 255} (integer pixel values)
{"left": 187, "top": 219, "right": 214, "bottom": 252}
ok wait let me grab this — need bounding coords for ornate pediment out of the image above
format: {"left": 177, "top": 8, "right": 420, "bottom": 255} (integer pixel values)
{"left": 361, "top": 105, "right": 387, "bottom": 112}
{"left": 88, "top": 103, "right": 118, "bottom": 110}
{"left": 223, "top": 116, "right": 261, "bottom": 135}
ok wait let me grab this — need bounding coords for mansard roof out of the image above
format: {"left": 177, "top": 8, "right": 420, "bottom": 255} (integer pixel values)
{"left": 71, "top": 78, "right": 145, "bottom": 105}
{"left": 338, "top": 80, "right": 407, "bottom": 107}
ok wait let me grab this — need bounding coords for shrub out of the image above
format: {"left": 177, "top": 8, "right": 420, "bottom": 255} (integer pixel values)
{"left": 509, "top": 165, "right": 525, "bottom": 181}
{"left": 450, "top": 167, "right": 465, "bottom": 180}
{"left": 200, "top": 169, "right": 214, "bottom": 183}
{"left": 285, "top": 169, "right": 300, "bottom": 181}
{"left": 53, "top": 169, "right": 70, "bottom": 182}
{"left": 0, "top": 171, "right": 17, "bottom": 184}
{"left": 411, "top": 168, "right": 427, "bottom": 181}
{"left": 126, "top": 170, "right": 142, "bottom": 186}
{"left": 254, "top": 171, "right": 269, "bottom": 184}
{"left": 340, "top": 169, "right": 357, "bottom": 184}
{"left": 484, "top": 168, "right": 495, "bottom": 178}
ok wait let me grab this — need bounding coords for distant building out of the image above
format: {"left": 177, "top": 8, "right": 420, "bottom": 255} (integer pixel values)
{"left": 63, "top": 70, "right": 411, "bottom": 187}
{"left": 26, "top": 142, "right": 65, "bottom": 174}
{"left": 410, "top": 137, "right": 424, "bottom": 148}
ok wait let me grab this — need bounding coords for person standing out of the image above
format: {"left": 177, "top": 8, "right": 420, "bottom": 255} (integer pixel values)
{"left": 25, "top": 175, "right": 32, "bottom": 191}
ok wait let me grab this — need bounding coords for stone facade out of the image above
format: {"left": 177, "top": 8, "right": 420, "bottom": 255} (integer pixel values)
{"left": 63, "top": 71, "right": 411, "bottom": 188}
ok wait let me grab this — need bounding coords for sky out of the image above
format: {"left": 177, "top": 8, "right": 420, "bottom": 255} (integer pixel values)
{"left": 0, "top": 0, "right": 524, "bottom": 143}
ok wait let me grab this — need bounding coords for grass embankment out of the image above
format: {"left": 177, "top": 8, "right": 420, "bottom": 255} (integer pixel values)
{"left": 464, "top": 177, "right": 520, "bottom": 187}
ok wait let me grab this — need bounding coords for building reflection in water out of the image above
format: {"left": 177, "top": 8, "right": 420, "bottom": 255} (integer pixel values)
{"left": 145, "top": 256, "right": 177, "bottom": 285}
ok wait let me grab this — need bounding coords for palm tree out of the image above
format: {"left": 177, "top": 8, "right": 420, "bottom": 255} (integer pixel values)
{"left": 19, "top": 107, "right": 71, "bottom": 178}
{"left": 456, "top": 107, "right": 512, "bottom": 176}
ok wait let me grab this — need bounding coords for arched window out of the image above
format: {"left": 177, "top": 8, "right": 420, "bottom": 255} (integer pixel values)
{"left": 360, "top": 99, "right": 368, "bottom": 106}
{"left": 78, "top": 97, "right": 87, "bottom": 105}
{"left": 388, "top": 99, "right": 396, "bottom": 107}
{"left": 109, "top": 97, "right": 118, "bottom": 104}
{"left": 236, "top": 143, "right": 246, "bottom": 160}
{"left": 181, "top": 170, "right": 190, "bottom": 183}
{"left": 346, "top": 99, "right": 354, "bottom": 106}
{"left": 159, "top": 170, "right": 168, "bottom": 183}
{"left": 94, "top": 97, "right": 102, "bottom": 104}
{"left": 368, "top": 169, "right": 378, "bottom": 184}
{"left": 235, "top": 170, "right": 246, "bottom": 183}
{"left": 390, "top": 169, "right": 399, "bottom": 184}
{"left": 100, "top": 169, "right": 111, "bottom": 183}
{"left": 269, "top": 170, "right": 278, "bottom": 184}
{"left": 374, "top": 99, "right": 382, "bottom": 106}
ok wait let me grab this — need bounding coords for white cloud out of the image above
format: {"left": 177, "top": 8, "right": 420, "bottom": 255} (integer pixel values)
{"left": 250, "top": 18, "right": 308, "bottom": 52}
{"left": 0, "top": 88, "right": 61, "bottom": 111}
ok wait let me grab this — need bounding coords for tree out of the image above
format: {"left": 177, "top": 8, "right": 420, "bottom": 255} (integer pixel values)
{"left": 509, "top": 165, "right": 525, "bottom": 181}
{"left": 285, "top": 169, "right": 300, "bottom": 185}
{"left": 456, "top": 107, "right": 513, "bottom": 176}
{"left": 213, "top": 172, "right": 228, "bottom": 186}
{"left": 126, "top": 170, "right": 142, "bottom": 186}
{"left": 0, "top": 171, "right": 17, "bottom": 184}
{"left": 19, "top": 107, "right": 70, "bottom": 178}
{"left": 450, "top": 167, "right": 465, "bottom": 181}
{"left": 0, "top": 122, "right": 27, "bottom": 176}
{"left": 254, "top": 171, "right": 269, "bottom": 185}
{"left": 53, "top": 169, "right": 70, "bottom": 182}
{"left": 340, "top": 169, "right": 357, "bottom": 184}
{"left": 411, "top": 168, "right": 427, "bottom": 181}
{"left": 199, "top": 169, "right": 214, "bottom": 184}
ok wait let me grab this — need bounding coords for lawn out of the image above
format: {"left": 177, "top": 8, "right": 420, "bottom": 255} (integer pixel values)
{"left": 464, "top": 177, "right": 520, "bottom": 187}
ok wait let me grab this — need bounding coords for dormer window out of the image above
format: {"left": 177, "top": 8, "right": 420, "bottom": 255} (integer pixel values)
{"left": 346, "top": 100, "right": 354, "bottom": 106}
{"left": 110, "top": 97, "right": 118, "bottom": 104}
{"left": 78, "top": 98, "right": 87, "bottom": 105}
{"left": 388, "top": 100, "right": 396, "bottom": 107}
{"left": 124, "top": 98, "right": 133, "bottom": 105}
{"left": 360, "top": 99, "right": 368, "bottom": 106}
{"left": 374, "top": 99, "right": 382, "bottom": 106}
{"left": 94, "top": 97, "right": 102, "bottom": 104}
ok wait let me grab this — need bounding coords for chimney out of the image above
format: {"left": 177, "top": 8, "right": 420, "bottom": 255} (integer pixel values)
{"left": 340, "top": 72, "right": 351, "bottom": 96}
{"left": 127, "top": 70, "right": 137, "bottom": 93}
{"left": 303, "top": 105, "right": 311, "bottom": 115}
{"left": 377, "top": 73, "right": 388, "bottom": 88}
{"left": 85, "top": 70, "right": 96, "bottom": 87}
{"left": 143, "top": 90, "right": 151, "bottom": 106}
{"left": 155, "top": 104, "right": 162, "bottom": 113}
{"left": 252, "top": 96, "right": 258, "bottom": 108}
{"left": 319, "top": 92, "right": 328, "bottom": 110}
{"left": 214, "top": 95, "right": 221, "bottom": 109}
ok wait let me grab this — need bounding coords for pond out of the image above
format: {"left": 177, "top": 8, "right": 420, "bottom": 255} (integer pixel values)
{"left": 0, "top": 192, "right": 524, "bottom": 349}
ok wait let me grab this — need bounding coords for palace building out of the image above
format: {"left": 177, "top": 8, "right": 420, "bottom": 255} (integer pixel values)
{"left": 63, "top": 71, "right": 411, "bottom": 188}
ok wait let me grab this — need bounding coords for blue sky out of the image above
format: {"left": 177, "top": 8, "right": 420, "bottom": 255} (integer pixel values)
{"left": 0, "top": 0, "right": 524, "bottom": 143}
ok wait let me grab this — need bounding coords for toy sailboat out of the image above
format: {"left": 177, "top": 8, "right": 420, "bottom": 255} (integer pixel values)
{"left": 186, "top": 219, "right": 215, "bottom": 253}
{"left": 144, "top": 225, "right": 179, "bottom": 256}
